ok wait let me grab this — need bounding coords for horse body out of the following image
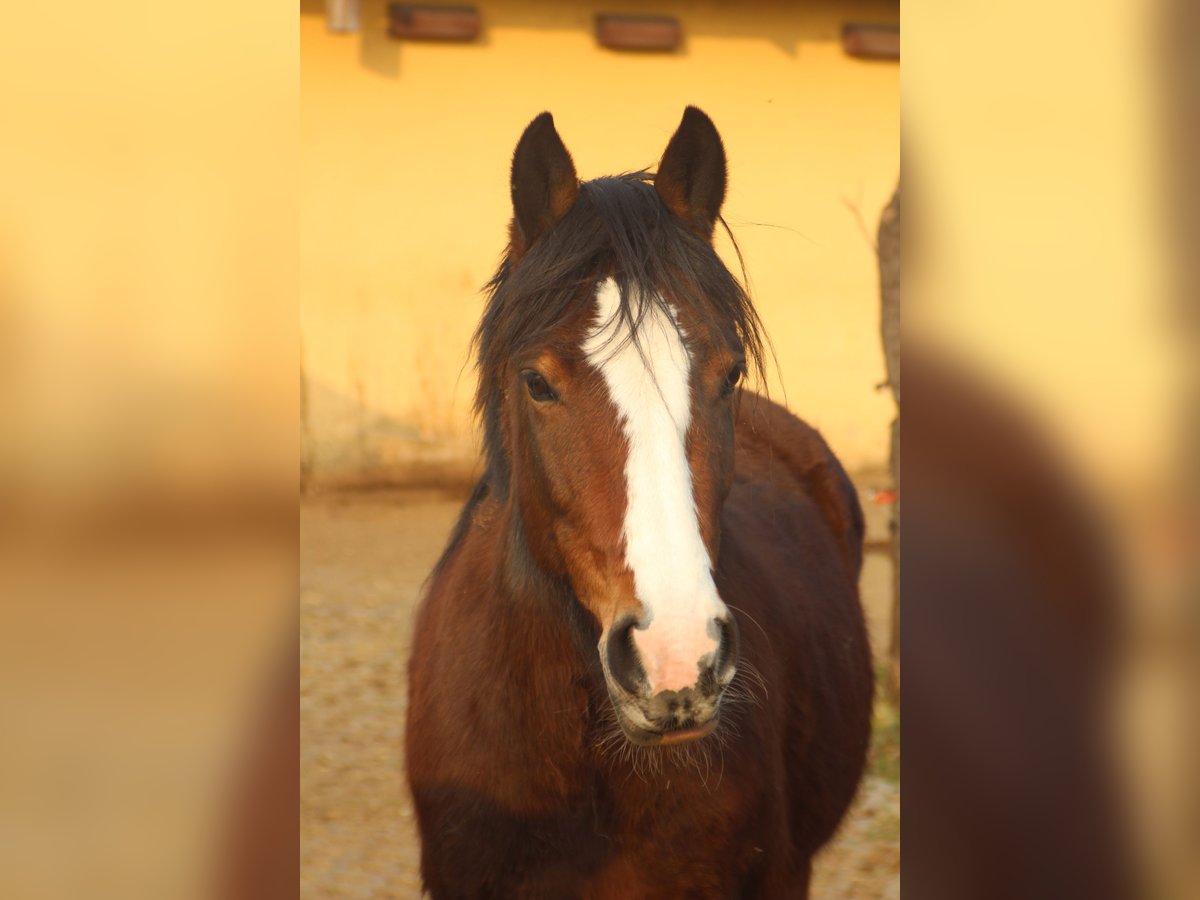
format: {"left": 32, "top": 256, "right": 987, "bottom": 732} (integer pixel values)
{"left": 405, "top": 109, "right": 872, "bottom": 898}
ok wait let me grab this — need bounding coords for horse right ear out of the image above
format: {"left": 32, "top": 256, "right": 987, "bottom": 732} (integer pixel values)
{"left": 509, "top": 112, "right": 578, "bottom": 260}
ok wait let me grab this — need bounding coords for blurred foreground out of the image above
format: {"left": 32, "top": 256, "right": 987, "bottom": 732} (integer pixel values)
{"left": 902, "top": 0, "right": 1195, "bottom": 891}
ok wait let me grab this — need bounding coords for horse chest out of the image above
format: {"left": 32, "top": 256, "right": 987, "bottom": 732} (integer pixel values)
{"left": 578, "top": 769, "right": 778, "bottom": 895}
{"left": 413, "top": 758, "right": 778, "bottom": 897}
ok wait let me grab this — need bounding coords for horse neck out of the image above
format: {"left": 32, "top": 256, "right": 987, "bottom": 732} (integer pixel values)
{"left": 475, "top": 491, "right": 600, "bottom": 689}
{"left": 421, "top": 491, "right": 603, "bottom": 806}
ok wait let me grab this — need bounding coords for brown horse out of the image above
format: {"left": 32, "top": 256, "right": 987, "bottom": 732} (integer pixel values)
{"left": 405, "top": 108, "right": 873, "bottom": 898}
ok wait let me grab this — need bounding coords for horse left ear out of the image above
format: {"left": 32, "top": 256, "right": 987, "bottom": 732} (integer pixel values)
{"left": 654, "top": 106, "right": 727, "bottom": 241}
{"left": 509, "top": 112, "right": 579, "bottom": 260}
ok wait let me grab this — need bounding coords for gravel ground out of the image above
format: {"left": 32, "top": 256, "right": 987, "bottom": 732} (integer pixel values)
{"left": 301, "top": 487, "right": 899, "bottom": 899}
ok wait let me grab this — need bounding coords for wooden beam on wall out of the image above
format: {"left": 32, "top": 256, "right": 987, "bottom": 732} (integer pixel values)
{"left": 388, "top": 5, "right": 482, "bottom": 42}
{"left": 842, "top": 24, "right": 900, "bottom": 61}
{"left": 595, "top": 14, "right": 682, "bottom": 52}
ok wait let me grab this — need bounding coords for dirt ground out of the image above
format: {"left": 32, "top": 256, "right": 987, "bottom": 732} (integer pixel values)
{"left": 301, "top": 485, "right": 900, "bottom": 899}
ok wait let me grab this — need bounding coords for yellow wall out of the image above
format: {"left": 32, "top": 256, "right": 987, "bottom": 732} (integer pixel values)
{"left": 301, "top": 0, "right": 899, "bottom": 485}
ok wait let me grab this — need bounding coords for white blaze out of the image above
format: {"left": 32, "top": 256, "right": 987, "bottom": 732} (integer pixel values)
{"left": 583, "top": 277, "right": 726, "bottom": 692}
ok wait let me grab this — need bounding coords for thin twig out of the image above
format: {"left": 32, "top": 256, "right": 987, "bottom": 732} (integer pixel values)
{"left": 841, "top": 194, "right": 880, "bottom": 256}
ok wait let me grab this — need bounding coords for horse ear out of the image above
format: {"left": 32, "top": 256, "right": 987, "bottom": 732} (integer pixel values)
{"left": 509, "top": 112, "right": 578, "bottom": 258}
{"left": 654, "top": 106, "right": 727, "bottom": 241}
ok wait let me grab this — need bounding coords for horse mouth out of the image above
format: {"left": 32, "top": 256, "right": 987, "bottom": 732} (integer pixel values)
{"left": 611, "top": 706, "right": 719, "bottom": 747}
{"left": 657, "top": 718, "right": 718, "bottom": 745}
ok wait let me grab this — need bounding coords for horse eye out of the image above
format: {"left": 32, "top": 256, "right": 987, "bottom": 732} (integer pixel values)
{"left": 521, "top": 370, "right": 557, "bottom": 403}
{"left": 723, "top": 363, "right": 746, "bottom": 396}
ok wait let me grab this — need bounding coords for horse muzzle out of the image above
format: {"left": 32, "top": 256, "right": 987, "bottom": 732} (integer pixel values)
{"left": 600, "top": 613, "right": 739, "bottom": 746}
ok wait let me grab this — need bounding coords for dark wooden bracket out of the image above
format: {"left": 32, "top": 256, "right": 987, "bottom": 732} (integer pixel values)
{"left": 595, "top": 14, "right": 682, "bottom": 52}
{"left": 388, "top": 5, "right": 482, "bottom": 42}
{"left": 842, "top": 24, "right": 900, "bottom": 61}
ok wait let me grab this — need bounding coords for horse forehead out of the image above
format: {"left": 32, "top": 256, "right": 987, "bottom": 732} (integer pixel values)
{"left": 581, "top": 278, "right": 692, "bottom": 392}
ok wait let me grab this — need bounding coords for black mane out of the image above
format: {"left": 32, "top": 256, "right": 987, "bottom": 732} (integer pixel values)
{"left": 473, "top": 171, "right": 766, "bottom": 499}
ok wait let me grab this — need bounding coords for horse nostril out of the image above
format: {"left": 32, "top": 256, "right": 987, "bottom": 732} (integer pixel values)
{"left": 605, "top": 616, "right": 647, "bottom": 695}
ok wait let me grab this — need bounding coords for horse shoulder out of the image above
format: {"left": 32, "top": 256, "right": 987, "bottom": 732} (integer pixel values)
{"left": 722, "top": 393, "right": 875, "bottom": 857}
{"left": 732, "top": 391, "right": 865, "bottom": 577}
